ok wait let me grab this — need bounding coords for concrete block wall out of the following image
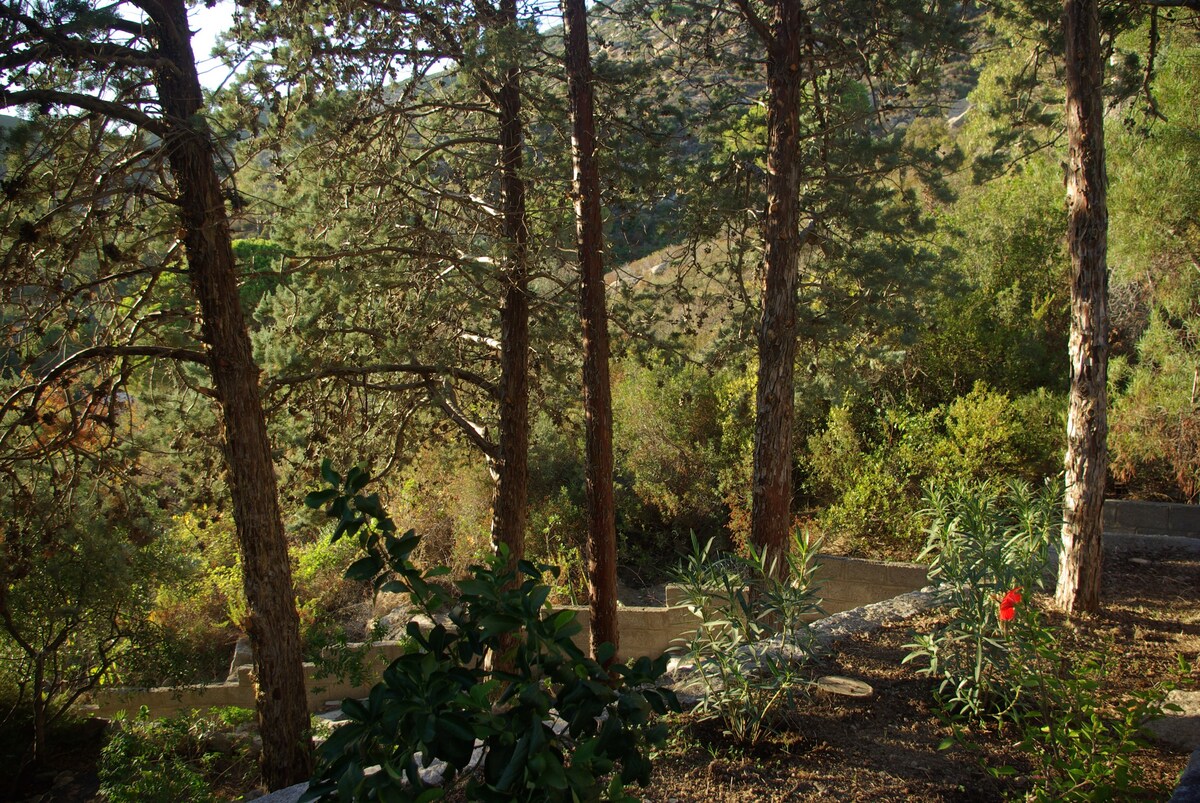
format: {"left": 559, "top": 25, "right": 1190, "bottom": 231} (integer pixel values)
{"left": 814, "top": 555, "right": 929, "bottom": 615}
{"left": 563, "top": 605, "right": 695, "bottom": 663}
{"left": 1104, "top": 500, "right": 1200, "bottom": 538}
{"left": 89, "top": 641, "right": 411, "bottom": 719}
{"left": 89, "top": 555, "right": 929, "bottom": 717}
{"left": 567, "top": 553, "right": 928, "bottom": 662}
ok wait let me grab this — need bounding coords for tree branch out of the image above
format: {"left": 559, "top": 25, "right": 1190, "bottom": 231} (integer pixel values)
{"left": 267, "top": 362, "right": 499, "bottom": 399}
{"left": 730, "top": 0, "right": 772, "bottom": 44}
{"left": 423, "top": 379, "right": 499, "bottom": 460}
{"left": 1, "top": 345, "right": 209, "bottom": 425}
{"left": 0, "top": 90, "right": 166, "bottom": 136}
{"left": 0, "top": 586, "right": 36, "bottom": 659}
{"left": 409, "top": 135, "right": 501, "bottom": 168}
{"left": 0, "top": 2, "right": 166, "bottom": 70}
{"left": 0, "top": 41, "right": 171, "bottom": 75}
{"left": 1134, "top": 0, "right": 1200, "bottom": 8}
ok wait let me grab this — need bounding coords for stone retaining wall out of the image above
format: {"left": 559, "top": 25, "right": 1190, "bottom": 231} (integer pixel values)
{"left": 88, "top": 554, "right": 928, "bottom": 716}
{"left": 808, "top": 555, "right": 929, "bottom": 614}
{"left": 88, "top": 642, "right": 410, "bottom": 719}
{"left": 1105, "top": 500, "right": 1200, "bottom": 538}
{"left": 562, "top": 555, "right": 927, "bottom": 661}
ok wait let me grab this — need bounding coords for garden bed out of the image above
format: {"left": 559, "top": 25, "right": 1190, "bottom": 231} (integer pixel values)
{"left": 635, "top": 544, "right": 1200, "bottom": 802}
{"left": 11, "top": 542, "right": 1199, "bottom": 802}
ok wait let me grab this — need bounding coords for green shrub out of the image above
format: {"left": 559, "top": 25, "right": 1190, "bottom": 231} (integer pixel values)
{"left": 0, "top": 463, "right": 184, "bottom": 760}
{"left": 941, "top": 384, "right": 1064, "bottom": 484}
{"left": 817, "top": 455, "right": 924, "bottom": 555}
{"left": 807, "top": 404, "right": 935, "bottom": 554}
{"left": 807, "top": 388, "right": 1064, "bottom": 558}
{"left": 903, "top": 479, "right": 1058, "bottom": 721}
{"left": 610, "top": 361, "right": 732, "bottom": 579}
{"left": 526, "top": 419, "right": 590, "bottom": 603}
{"left": 1000, "top": 645, "right": 1182, "bottom": 802}
{"left": 612, "top": 361, "right": 727, "bottom": 540}
{"left": 98, "top": 707, "right": 258, "bottom": 803}
{"left": 294, "top": 533, "right": 371, "bottom": 658}
{"left": 671, "top": 530, "right": 823, "bottom": 744}
{"left": 904, "top": 479, "right": 1179, "bottom": 801}
{"left": 526, "top": 488, "right": 589, "bottom": 605}
{"left": 302, "top": 461, "right": 679, "bottom": 802}
{"left": 142, "top": 510, "right": 244, "bottom": 684}
{"left": 393, "top": 443, "right": 494, "bottom": 574}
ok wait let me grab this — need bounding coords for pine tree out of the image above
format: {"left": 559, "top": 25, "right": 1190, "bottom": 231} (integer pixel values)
{"left": 0, "top": 1, "right": 312, "bottom": 787}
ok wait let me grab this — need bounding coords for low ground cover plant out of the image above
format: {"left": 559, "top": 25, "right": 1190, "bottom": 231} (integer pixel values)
{"left": 97, "top": 706, "right": 259, "bottom": 803}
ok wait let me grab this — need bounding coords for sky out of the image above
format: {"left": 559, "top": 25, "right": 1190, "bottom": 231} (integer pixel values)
{"left": 184, "top": 0, "right": 572, "bottom": 90}
{"left": 188, "top": 1, "right": 239, "bottom": 90}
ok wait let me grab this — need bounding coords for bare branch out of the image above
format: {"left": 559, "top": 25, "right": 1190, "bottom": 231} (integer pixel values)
{"left": 267, "top": 362, "right": 499, "bottom": 398}
{"left": 423, "top": 380, "right": 499, "bottom": 460}
{"left": 0, "top": 41, "right": 169, "bottom": 74}
{"left": 1133, "top": 0, "right": 1200, "bottom": 8}
{"left": 1, "top": 345, "right": 209, "bottom": 426}
{"left": 730, "top": 0, "right": 772, "bottom": 44}
{"left": 409, "top": 135, "right": 501, "bottom": 168}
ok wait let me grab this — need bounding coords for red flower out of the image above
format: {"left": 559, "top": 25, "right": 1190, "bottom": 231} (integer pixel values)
{"left": 998, "top": 587, "right": 1023, "bottom": 621}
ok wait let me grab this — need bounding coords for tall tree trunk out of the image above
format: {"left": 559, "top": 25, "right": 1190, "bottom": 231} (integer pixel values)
{"left": 490, "top": 0, "right": 530, "bottom": 568}
{"left": 563, "top": 0, "right": 619, "bottom": 659}
{"left": 1056, "top": 0, "right": 1109, "bottom": 615}
{"left": 31, "top": 656, "right": 46, "bottom": 764}
{"left": 153, "top": 0, "right": 312, "bottom": 788}
{"left": 750, "top": 2, "right": 804, "bottom": 573}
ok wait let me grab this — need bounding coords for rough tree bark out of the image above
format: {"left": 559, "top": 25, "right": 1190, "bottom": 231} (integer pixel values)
{"left": 750, "top": 1, "right": 805, "bottom": 573}
{"left": 490, "top": 0, "right": 531, "bottom": 568}
{"left": 563, "top": 0, "right": 619, "bottom": 658}
{"left": 1056, "top": 0, "right": 1109, "bottom": 614}
{"left": 153, "top": 0, "right": 312, "bottom": 787}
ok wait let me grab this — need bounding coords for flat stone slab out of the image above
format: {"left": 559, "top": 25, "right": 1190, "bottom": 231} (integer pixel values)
{"left": 815, "top": 675, "right": 873, "bottom": 699}
{"left": 812, "top": 588, "right": 941, "bottom": 649}
{"left": 1145, "top": 691, "right": 1200, "bottom": 752}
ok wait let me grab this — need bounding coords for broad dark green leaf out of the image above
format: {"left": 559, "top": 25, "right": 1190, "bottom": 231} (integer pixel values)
{"left": 345, "top": 554, "right": 383, "bottom": 582}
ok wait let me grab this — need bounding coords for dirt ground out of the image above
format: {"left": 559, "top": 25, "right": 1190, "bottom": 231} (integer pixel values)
{"left": 636, "top": 544, "right": 1200, "bottom": 801}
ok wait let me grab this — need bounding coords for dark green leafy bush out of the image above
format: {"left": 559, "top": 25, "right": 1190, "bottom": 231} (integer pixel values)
{"left": 302, "top": 461, "right": 679, "bottom": 802}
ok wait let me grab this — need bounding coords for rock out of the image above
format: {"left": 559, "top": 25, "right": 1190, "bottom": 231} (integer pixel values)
{"left": 1144, "top": 691, "right": 1200, "bottom": 752}
{"left": 812, "top": 589, "right": 941, "bottom": 650}
{"left": 315, "top": 707, "right": 349, "bottom": 725}
{"left": 204, "top": 731, "right": 237, "bottom": 755}
{"left": 815, "top": 675, "right": 874, "bottom": 701}
{"left": 252, "top": 781, "right": 308, "bottom": 803}
{"left": 1169, "top": 747, "right": 1200, "bottom": 803}
{"left": 227, "top": 635, "right": 253, "bottom": 682}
